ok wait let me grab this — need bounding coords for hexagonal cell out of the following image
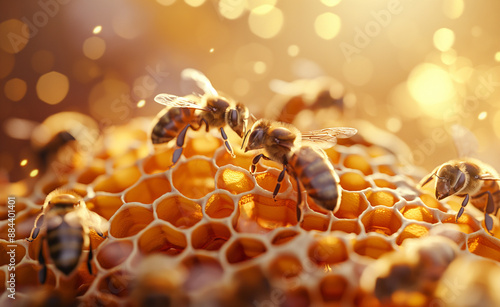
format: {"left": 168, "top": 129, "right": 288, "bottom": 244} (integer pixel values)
{"left": 42, "top": 179, "right": 68, "bottom": 195}
{"left": 271, "top": 229, "right": 299, "bottom": 245}
{"left": 301, "top": 214, "right": 330, "bottom": 232}
{"left": 96, "top": 240, "right": 133, "bottom": 269}
{"left": 0, "top": 242, "right": 25, "bottom": 266}
{"left": 156, "top": 196, "right": 203, "bottom": 229}
{"left": 467, "top": 234, "right": 500, "bottom": 262}
{"left": 0, "top": 200, "right": 26, "bottom": 220}
{"left": 1, "top": 208, "right": 39, "bottom": 240}
{"left": 94, "top": 166, "right": 141, "bottom": 193}
{"left": 320, "top": 275, "right": 348, "bottom": 302}
{"left": 97, "top": 270, "right": 133, "bottom": 298}
{"left": 324, "top": 148, "right": 341, "bottom": 164}
{"left": 226, "top": 237, "right": 267, "bottom": 264}
{"left": 191, "top": 222, "right": 231, "bottom": 251}
{"left": 172, "top": 158, "right": 216, "bottom": 199}
{"left": 419, "top": 194, "right": 448, "bottom": 212}
{"left": 378, "top": 165, "right": 396, "bottom": 176}
{"left": 331, "top": 220, "right": 361, "bottom": 235}
{"left": 343, "top": 154, "right": 373, "bottom": 175}
{"left": 216, "top": 167, "right": 255, "bottom": 194}
{"left": 373, "top": 179, "right": 397, "bottom": 189}
{"left": 353, "top": 236, "right": 394, "bottom": 259}
{"left": 138, "top": 224, "right": 187, "bottom": 256}
{"left": 112, "top": 146, "right": 150, "bottom": 169}
{"left": 87, "top": 194, "right": 124, "bottom": 220}
{"left": 124, "top": 175, "right": 171, "bottom": 204}
{"left": 442, "top": 213, "right": 481, "bottom": 234}
{"left": 183, "top": 134, "right": 222, "bottom": 159}
{"left": 396, "top": 224, "right": 430, "bottom": 245}
{"left": 365, "top": 191, "right": 398, "bottom": 207}
{"left": 142, "top": 148, "right": 175, "bottom": 174}
{"left": 205, "top": 193, "right": 235, "bottom": 219}
{"left": 268, "top": 254, "right": 303, "bottom": 279}
{"left": 229, "top": 265, "right": 272, "bottom": 305}
{"left": 110, "top": 206, "right": 154, "bottom": 238}
{"left": 16, "top": 263, "right": 56, "bottom": 290}
{"left": 340, "top": 172, "right": 370, "bottom": 191}
{"left": 361, "top": 208, "right": 402, "bottom": 236}
{"left": 215, "top": 150, "right": 253, "bottom": 170}
{"left": 182, "top": 254, "right": 224, "bottom": 291}
{"left": 282, "top": 287, "right": 311, "bottom": 307}
{"left": 335, "top": 191, "right": 368, "bottom": 219}
{"left": 236, "top": 194, "right": 298, "bottom": 231}
{"left": 400, "top": 205, "right": 438, "bottom": 224}
{"left": 308, "top": 236, "right": 348, "bottom": 267}
{"left": 255, "top": 172, "right": 290, "bottom": 198}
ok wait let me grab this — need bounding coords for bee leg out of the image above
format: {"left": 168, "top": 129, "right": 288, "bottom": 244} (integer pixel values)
{"left": 471, "top": 191, "right": 496, "bottom": 233}
{"left": 220, "top": 128, "right": 235, "bottom": 158}
{"left": 38, "top": 237, "right": 47, "bottom": 284}
{"left": 27, "top": 212, "right": 44, "bottom": 242}
{"left": 171, "top": 124, "right": 191, "bottom": 167}
{"left": 273, "top": 165, "right": 287, "bottom": 201}
{"left": 293, "top": 174, "right": 302, "bottom": 222}
{"left": 250, "top": 154, "right": 271, "bottom": 173}
{"left": 87, "top": 239, "right": 94, "bottom": 275}
{"left": 456, "top": 194, "right": 469, "bottom": 221}
{"left": 419, "top": 172, "right": 435, "bottom": 188}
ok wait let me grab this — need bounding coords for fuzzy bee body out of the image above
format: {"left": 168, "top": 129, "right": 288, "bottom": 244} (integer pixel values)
{"left": 151, "top": 107, "right": 197, "bottom": 145}
{"left": 27, "top": 190, "right": 108, "bottom": 283}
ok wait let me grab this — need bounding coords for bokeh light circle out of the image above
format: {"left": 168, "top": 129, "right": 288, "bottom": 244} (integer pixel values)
{"left": 36, "top": 71, "right": 70, "bottom": 105}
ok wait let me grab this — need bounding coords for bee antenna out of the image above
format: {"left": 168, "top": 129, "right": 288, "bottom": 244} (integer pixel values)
{"left": 241, "top": 130, "right": 250, "bottom": 150}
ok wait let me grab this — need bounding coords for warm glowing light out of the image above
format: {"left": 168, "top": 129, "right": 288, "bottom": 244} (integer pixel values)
{"left": 30, "top": 169, "right": 39, "bottom": 177}
{"left": 0, "top": 19, "right": 29, "bottom": 54}
{"left": 83, "top": 36, "right": 106, "bottom": 60}
{"left": 441, "top": 49, "right": 457, "bottom": 65}
{"left": 137, "top": 99, "right": 146, "bottom": 108}
{"left": 320, "top": 0, "right": 341, "bottom": 7}
{"left": 442, "top": 0, "right": 464, "bottom": 19}
{"left": 36, "top": 71, "right": 70, "bottom": 105}
{"left": 478, "top": 111, "right": 487, "bottom": 120}
{"left": 342, "top": 55, "right": 373, "bottom": 86}
{"left": 433, "top": 28, "right": 455, "bottom": 52}
{"left": 314, "top": 13, "right": 341, "bottom": 40}
{"left": 185, "top": 0, "right": 206, "bottom": 7}
{"left": 209, "top": 48, "right": 214, "bottom": 53}
{"left": 408, "top": 63, "right": 455, "bottom": 117}
{"left": 248, "top": 6, "right": 283, "bottom": 39}
{"left": 253, "top": 61, "right": 266, "bottom": 74}
{"left": 495, "top": 52, "right": 500, "bottom": 62}
{"left": 156, "top": 0, "right": 176, "bottom": 5}
{"left": 20, "top": 159, "right": 28, "bottom": 166}
{"left": 93, "top": 25, "right": 102, "bottom": 34}
{"left": 287, "top": 45, "right": 299, "bottom": 57}
{"left": 386, "top": 117, "right": 402, "bottom": 133}
{"left": 4, "top": 78, "right": 27, "bottom": 101}
{"left": 219, "top": 0, "right": 246, "bottom": 20}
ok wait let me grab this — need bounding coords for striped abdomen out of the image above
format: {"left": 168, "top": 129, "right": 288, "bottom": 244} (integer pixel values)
{"left": 288, "top": 146, "right": 340, "bottom": 211}
{"left": 151, "top": 108, "right": 197, "bottom": 144}
{"left": 47, "top": 217, "right": 84, "bottom": 275}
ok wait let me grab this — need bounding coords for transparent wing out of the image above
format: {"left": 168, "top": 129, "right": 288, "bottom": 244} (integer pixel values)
{"left": 302, "top": 127, "right": 357, "bottom": 149}
{"left": 450, "top": 124, "right": 478, "bottom": 158}
{"left": 479, "top": 173, "right": 500, "bottom": 181}
{"left": 181, "top": 68, "right": 218, "bottom": 96}
{"left": 154, "top": 94, "right": 207, "bottom": 111}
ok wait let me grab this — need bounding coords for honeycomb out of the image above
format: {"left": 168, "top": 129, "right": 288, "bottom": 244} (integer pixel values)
{"left": 2, "top": 105, "right": 500, "bottom": 306}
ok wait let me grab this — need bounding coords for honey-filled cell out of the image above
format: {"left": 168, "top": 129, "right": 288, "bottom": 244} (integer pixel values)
{"left": 353, "top": 236, "right": 394, "bottom": 259}
{"left": 254, "top": 171, "right": 291, "bottom": 195}
{"left": 361, "top": 208, "right": 402, "bottom": 236}
{"left": 396, "top": 224, "right": 430, "bottom": 245}
{"left": 335, "top": 191, "right": 368, "bottom": 219}
{"left": 87, "top": 194, "right": 124, "bottom": 220}
{"left": 331, "top": 219, "right": 362, "bottom": 235}
{"left": 191, "top": 222, "right": 231, "bottom": 251}
{"left": 400, "top": 205, "right": 438, "bottom": 224}
{"left": 343, "top": 154, "right": 373, "bottom": 175}
{"left": 226, "top": 237, "right": 267, "bottom": 264}
{"left": 96, "top": 240, "right": 134, "bottom": 269}
{"left": 365, "top": 190, "right": 398, "bottom": 207}
{"left": 138, "top": 224, "right": 187, "bottom": 256}
{"left": 183, "top": 134, "right": 222, "bottom": 159}
{"left": 172, "top": 158, "right": 216, "bottom": 199}
{"left": 205, "top": 193, "right": 235, "bottom": 219}
{"left": 124, "top": 175, "right": 171, "bottom": 204}
{"left": 340, "top": 172, "right": 371, "bottom": 191}
{"left": 442, "top": 213, "right": 481, "bottom": 234}
{"left": 268, "top": 254, "right": 303, "bottom": 279}
{"left": 109, "top": 206, "right": 154, "bottom": 238}
{"left": 320, "top": 275, "right": 349, "bottom": 302}
{"left": 308, "top": 236, "right": 348, "bottom": 267}
{"left": 216, "top": 167, "right": 255, "bottom": 194}
{"left": 301, "top": 214, "right": 330, "bottom": 232}
{"left": 0, "top": 242, "right": 25, "bottom": 266}
{"left": 156, "top": 196, "right": 203, "bottom": 229}
{"left": 215, "top": 150, "right": 253, "bottom": 170}
{"left": 236, "top": 194, "right": 298, "bottom": 231}
{"left": 467, "top": 234, "right": 500, "bottom": 262}
{"left": 271, "top": 229, "right": 299, "bottom": 245}
{"left": 97, "top": 270, "right": 133, "bottom": 298}
{"left": 93, "top": 166, "right": 141, "bottom": 193}
{"left": 142, "top": 148, "right": 175, "bottom": 174}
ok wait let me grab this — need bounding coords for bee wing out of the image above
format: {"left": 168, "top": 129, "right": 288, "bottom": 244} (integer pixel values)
{"left": 301, "top": 127, "right": 357, "bottom": 149}
{"left": 479, "top": 173, "right": 500, "bottom": 181}
{"left": 154, "top": 94, "right": 208, "bottom": 111}
{"left": 450, "top": 124, "right": 479, "bottom": 158}
{"left": 181, "top": 68, "right": 218, "bottom": 97}
{"left": 84, "top": 210, "right": 110, "bottom": 234}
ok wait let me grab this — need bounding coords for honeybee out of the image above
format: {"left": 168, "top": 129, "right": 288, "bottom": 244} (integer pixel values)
{"left": 419, "top": 125, "right": 500, "bottom": 233}
{"left": 151, "top": 68, "right": 249, "bottom": 166}
{"left": 242, "top": 119, "right": 357, "bottom": 219}
{"left": 26, "top": 189, "right": 109, "bottom": 283}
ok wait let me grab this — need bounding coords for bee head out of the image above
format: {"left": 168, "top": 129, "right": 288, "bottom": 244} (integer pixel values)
{"left": 45, "top": 190, "right": 83, "bottom": 210}
{"left": 435, "top": 164, "right": 466, "bottom": 200}
{"left": 242, "top": 120, "right": 268, "bottom": 152}
{"left": 226, "top": 103, "right": 249, "bottom": 138}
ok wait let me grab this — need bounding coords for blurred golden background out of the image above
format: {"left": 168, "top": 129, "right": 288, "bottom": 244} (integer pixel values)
{"left": 1, "top": 0, "right": 500, "bottom": 183}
